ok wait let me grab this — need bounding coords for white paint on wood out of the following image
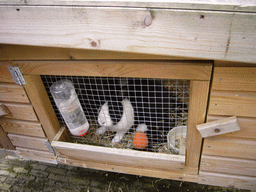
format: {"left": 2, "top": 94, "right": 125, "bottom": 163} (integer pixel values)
{"left": 197, "top": 116, "right": 241, "bottom": 138}
{"left": 0, "top": 6, "right": 255, "bottom": 63}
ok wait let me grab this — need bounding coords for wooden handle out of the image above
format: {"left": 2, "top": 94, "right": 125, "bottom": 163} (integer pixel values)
{"left": 0, "top": 104, "right": 11, "bottom": 116}
{"left": 196, "top": 116, "right": 241, "bottom": 138}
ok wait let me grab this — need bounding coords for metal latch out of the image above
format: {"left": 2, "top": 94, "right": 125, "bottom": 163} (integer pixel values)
{"left": 8, "top": 66, "right": 26, "bottom": 85}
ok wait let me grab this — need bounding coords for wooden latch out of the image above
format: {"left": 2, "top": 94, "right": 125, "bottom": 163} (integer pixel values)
{"left": 196, "top": 116, "right": 241, "bottom": 138}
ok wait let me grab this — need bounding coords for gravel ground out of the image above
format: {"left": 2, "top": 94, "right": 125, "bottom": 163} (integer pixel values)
{"left": 0, "top": 154, "right": 249, "bottom": 192}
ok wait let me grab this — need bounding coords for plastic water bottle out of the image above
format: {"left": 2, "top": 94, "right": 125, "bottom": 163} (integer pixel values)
{"left": 50, "top": 80, "right": 89, "bottom": 136}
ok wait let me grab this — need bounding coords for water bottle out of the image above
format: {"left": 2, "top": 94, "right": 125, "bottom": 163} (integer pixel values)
{"left": 50, "top": 80, "right": 89, "bottom": 136}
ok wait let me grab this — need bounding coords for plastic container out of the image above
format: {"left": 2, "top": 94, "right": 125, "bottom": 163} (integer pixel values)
{"left": 167, "top": 126, "right": 187, "bottom": 154}
{"left": 50, "top": 80, "right": 89, "bottom": 136}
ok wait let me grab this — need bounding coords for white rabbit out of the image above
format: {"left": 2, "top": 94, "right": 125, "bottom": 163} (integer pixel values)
{"left": 97, "top": 98, "right": 134, "bottom": 143}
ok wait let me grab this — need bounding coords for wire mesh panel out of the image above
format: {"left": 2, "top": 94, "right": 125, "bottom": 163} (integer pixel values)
{"left": 41, "top": 75, "right": 189, "bottom": 154}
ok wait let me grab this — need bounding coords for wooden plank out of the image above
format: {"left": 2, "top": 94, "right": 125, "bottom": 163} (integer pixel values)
{"left": 200, "top": 155, "right": 256, "bottom": 177}
{"left": 208, "top": 90, "right": 256, "bottom": 118}
{"left": 0, "top": 102, "right": 38, "bottom": 121}
{"left": 203, "top": 136, "right": 256, "bottom": 160}
{"left": 52, "top": 140, "right": 186, "bottom": 172}
{"left": 57, "top": 156, "right": 198, "bottom": 183}
{"left": 207, "top": 115, "right": 256, "bottom": 139}
{"left": 212, "top": 67, "right": 256, "bottom": 92}
{"left": 199, "top": 171, "right": 256, "bottom": 191}
{"left": 0, "top": 119, "right": 45, "bottom": 137}
{"left": 0, "top": 44, "right": 182, "bottom": 60}
{"left": 0, "top": 104, "right": 10, "bottom": 116}
{"left": 23, "top": 75, "right": 60, "bottom": 141}
{"left": 0, "top": 83, "right": 30, "bottom": 103}
{"left": 17, "top": 61, "right": 212, "bottom": 81}
{"left": 1, "top": 6, "right": 255, "bottom": 63}
{"left": 185, "top": 81, "right": 210, "bottom": 169}
{"left": 16, "top": 147, "right": 57, "bottom": 164}
{"left": 0, "top": 125, "right": 15, "bottom": 150}
{"left": 0, "top": 62, "right": 15, "bottom": 83}
{"left": 8, "top": 133, "right": 49, "bottom": 151}
{"left": 1, "top": 0, "right": 256, "bottom": 12}
{"left": 197, "top": 116, "right": 241, "bottom": 138}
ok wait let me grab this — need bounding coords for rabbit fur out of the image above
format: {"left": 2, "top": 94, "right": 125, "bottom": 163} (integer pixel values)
{"left": 97, "top": 98, "right": 134, "bottom": 143}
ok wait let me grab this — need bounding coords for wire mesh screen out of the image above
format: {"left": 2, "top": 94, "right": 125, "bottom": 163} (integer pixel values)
{"left": 41, "top": 75, "right": 190, "bottom": 154}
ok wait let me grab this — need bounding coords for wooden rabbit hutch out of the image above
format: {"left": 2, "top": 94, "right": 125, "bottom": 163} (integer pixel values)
{"left": 0, "top": 0, "right": 255, "bottom": 190}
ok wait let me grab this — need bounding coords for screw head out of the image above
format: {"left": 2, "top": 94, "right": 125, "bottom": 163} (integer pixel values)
{"left": 214, "top": 128, "right": 221, "bottom": 133}
{"left": 91, "top": 41, "right": 97, "bottom": 47}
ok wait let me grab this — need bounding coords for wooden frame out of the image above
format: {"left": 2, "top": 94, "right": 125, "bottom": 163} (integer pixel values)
{"left": 12, "top": 60, "right": 212, "bottom": 180}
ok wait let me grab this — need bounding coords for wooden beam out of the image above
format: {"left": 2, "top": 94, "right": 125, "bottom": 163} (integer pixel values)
{"left": 0, "top": 125, "right": 15, "bottom": 150}
{"left": 23, "top": 75, "right": 60, "bottom": 141}
{"left": 0, "top": 6, "right": 255, "bottom": 63}
{"left": 0, "top": 0, "right": 255, "bottom": 12}
{"left": 185, "top": 80, "right": 210, "bottom": 169}
{"left": 16, "top": 60, "right": 212, "bottom": 81}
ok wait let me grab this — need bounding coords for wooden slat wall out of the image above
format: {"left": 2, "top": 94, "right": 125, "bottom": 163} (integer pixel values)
{"left": 0, "top": 102, "right": 38, "bottom": 121}
{"left": 0, "top": 119, "right": 45, "bottom": 138}
{"left": 0, "top": 64, "right": 57, "bottom": 163}
{"left": 0, "top": 83, "right": 30, "bottom": 103}
{"left": 199, "top": 67, "right": 256, "bottom": 190}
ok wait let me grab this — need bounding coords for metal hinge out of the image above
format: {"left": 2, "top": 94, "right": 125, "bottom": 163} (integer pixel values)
{"left": 45, "top": 140, "right": 56, "bottom": 154}
{"left": 8, "top": 66, "right": 26, "bottom": 85}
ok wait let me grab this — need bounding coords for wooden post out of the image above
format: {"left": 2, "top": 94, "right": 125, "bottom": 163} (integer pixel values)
{"left": 0, "top": 125, "right": 15, "bottom": 150}
{"left": 185, "top": 80, "right": 210, "bottom": 170}
{"left": 23, "top": 75, "right": 61, "bottom": 141}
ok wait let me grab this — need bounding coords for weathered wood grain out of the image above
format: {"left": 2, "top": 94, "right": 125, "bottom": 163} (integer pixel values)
{"left": 199, "top": 171, "right": 256, "bottom": 191}
{"left": 16, "top": 147, "right": 57, "bottom": 164}
{"left": 23, "top": 75, "right": 60, "bottom": 141}
{"left": 0, "top": 125, "right": 15, "bottom": 150}
{"left": 185, "top": 81, "right": 210, "bottom": 169}
{"left": 212, "top": 67, "right": 256, "bottom": 92}
{"left": 8, "top": 133, "right": 49, "bottom": 151}
{"left": 0, "top": 83, "right": 30, "bottom": 103}
{"left": 0, "top": 102, "right": 38, "bottom": 121}
{"left": 0, "top": 119, "right": 45, "bottom": 137}
{"left": 203, "top": 136, "right": 256, "bottom": 160}
{"left": 208, "top": 90, "right": 256, "bottom": 118}
{"left": 200, "top": 155, "right": 256, "bottom": 177}
{"left": 17, "top": 61, "right": 212, "bottom": 81}
{"left": 0, "top": 6, "right": 255, "bottom": 63}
